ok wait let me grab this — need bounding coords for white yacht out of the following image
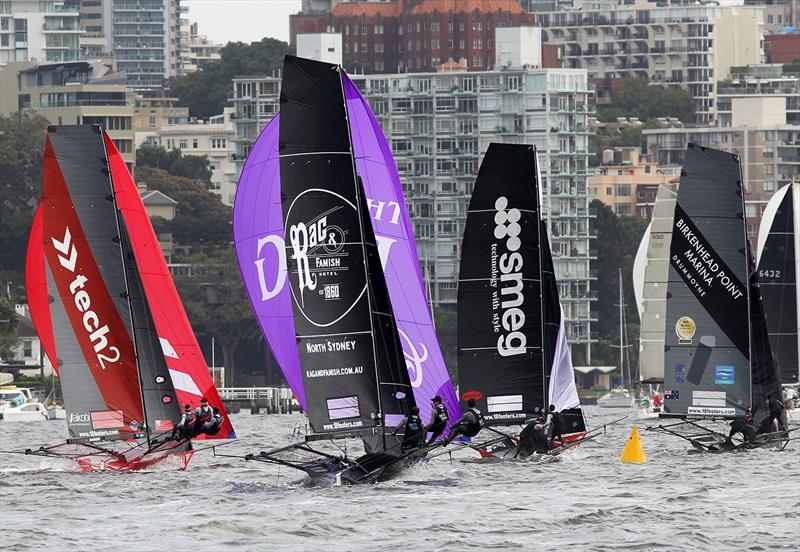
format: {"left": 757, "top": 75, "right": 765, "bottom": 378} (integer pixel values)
{"left": 597, "top": 387, "right": 636, "bottom": 408}
{"left": 0, "top": 387, "right": 49, "bottom": 422}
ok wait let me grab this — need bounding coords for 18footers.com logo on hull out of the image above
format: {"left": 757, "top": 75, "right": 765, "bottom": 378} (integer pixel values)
{"left": 285, "top": 188, "right": 366, "bottom": 329}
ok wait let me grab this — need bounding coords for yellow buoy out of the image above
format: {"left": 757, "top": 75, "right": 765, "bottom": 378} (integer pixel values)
{"left": 620, "top": 425, "right": 647, "bottom": 463}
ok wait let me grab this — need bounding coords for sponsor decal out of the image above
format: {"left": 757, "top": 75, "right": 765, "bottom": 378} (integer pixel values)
{"left": 675, "top": 364, "right": 686, "bottom": 383}
{"left": 50, "top": 227, "right": 121, "bottom": 370}
{"left": 254, "top": 235, "right": 287, "bottom": 301}
{"left": 487, "top": 395, "right": 523, "bottom": 413}
{"left": 664, "top": 389, "right": 679, "bottom": 400}
{"left": 130, "top": 420, "right": 138, "bottom": 430}
{"left": 398, "top": 329, "right": 427, "bottom": 389}
{"left": 162, "top": 394, "right": 173, "bottom": 404}
{"left": 285, "top": 189, "right": 364, "bottom": 328}
{"left": 715, "top": 365, "right": 735, "bottom": 385}
{"left": 69, "top": 411, "right": 90, "bottom": 424}
{"left": 675, "top": 316, "right": 696, "bottom": 344}
{"left": 90, "top": 410, "right": 124, "bottom": 430}
{"left": 687, "top": 406, "right": 736, "bottom": 417}
{"left": 491, "top": 196, "right": 526, "bottom": 358}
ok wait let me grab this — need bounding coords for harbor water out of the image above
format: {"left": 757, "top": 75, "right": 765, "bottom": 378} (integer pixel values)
{"left": 1, "top": 407, "right": 798, "bottom": 551}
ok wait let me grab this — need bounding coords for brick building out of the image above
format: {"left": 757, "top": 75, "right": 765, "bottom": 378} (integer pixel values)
{"left": 289, "top": 0, "right": 549, "bottom": 73}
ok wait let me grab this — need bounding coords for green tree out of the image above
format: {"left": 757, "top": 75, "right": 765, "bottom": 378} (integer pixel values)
{"left": 172, "top": 247, "right": 259, "bottom": 386}
{"left": 167, "top": 37, "right": 294, "bottom": 119}
{"left": 0, "top": 111, "right": 50, "bottom": 286}
{"left": 136, "top": 145, "right": 212, "bottom": 185}
{"left": 597, "top": 78, "right": 696, "bottom": 123}
{"left": 432, "top": 305, "right": 458, "bottom": 384}
{"left": 0, "top": 297, "right": 20, "bottom": 361}
{"left": 589, "top": 200, "right": 649, "bottom": 372}
{"left": 136, "top": 167, "right": 231, "bottom": 245}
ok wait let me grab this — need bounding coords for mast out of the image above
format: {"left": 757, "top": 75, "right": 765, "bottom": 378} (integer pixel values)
{"left": 619, "top": 269, "right": 624, "bottom": 389}
{"left": 99, "top": 127, "right": 149, "bottom": 442}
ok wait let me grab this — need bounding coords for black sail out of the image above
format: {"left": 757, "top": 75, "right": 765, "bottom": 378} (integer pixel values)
{"left": 279, "top": 55, "right": 412, "bottom": 436}
{"left": 756, "top": 186, "right": 799, "bottom": 384}
{"left": 662, "top": 145, "right": 751, "bottom": 418}
{"left": 457, "top": 144, "right": 545, "bottom": 425}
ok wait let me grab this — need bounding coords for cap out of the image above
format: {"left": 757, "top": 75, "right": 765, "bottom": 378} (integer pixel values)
{"left": 200, "top": 397, "right": 209, "bottom": 404}
{"left": 431, "top": 395, "right": 442, "bottom": 403}
{"left": 183, "top": 404, "right": 191, "bottom": 411}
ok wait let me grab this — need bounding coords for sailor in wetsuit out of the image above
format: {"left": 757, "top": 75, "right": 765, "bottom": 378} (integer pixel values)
{"left": 394, "top": 406, "right": 426, "bottom": 451}
{"left": 190, "top": 398, "right": 214, "bottom": 437}
{"left": 547, "top": 405, "right": 565, "bottom": 448}
{"left": 172, "top": 404, "right": 195, "bottom": 440}
{"left": 758, "top": 394, "right": 788, "bottom": 434}
{"left": 196, "top": 407, "right": 223, "bottom": 436}
{"left": 425, "top": 396, "right": 449, "bottom": 445}
{"left": 726, "top": 413, "right": 755, "bottom": 446}
{"left": 442, "top": 398, "right": 484, "bottom": 446}
{"left": 516, "top": 415, "right": 550, "bottom": 457}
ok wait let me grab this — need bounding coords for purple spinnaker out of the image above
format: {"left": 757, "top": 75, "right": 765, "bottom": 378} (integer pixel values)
{"left": 233, "top": 74, "right": 461, "bottom": 425}
{"left": 233, "top": 114, "right": 307, "bottom": 407}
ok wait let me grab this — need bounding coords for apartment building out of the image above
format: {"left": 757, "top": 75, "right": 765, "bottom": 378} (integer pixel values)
{"left": 643, "top": 97, "right": 800, "bottom": 239}
{"left": 182, "top": 22, "right": 221, "bottom": 73}
{"left": 133, "top": 95, "right": 188, "bottom": 131}
{"left": 138, "top": 108, "right": 236, "bottom": 205}
{"left": 231, "top": 62, "right": 597, "bottom": 359}
{"left": 744, "top": 0, "right": 799, "bottom": 33}
{"left": 526, "top": 0, "right": 764, "bottom": 124}
{"left": 588, "top": 147, "right": 681, "bottom": 219}
{"left": 0, "top": 0, "right": 81, "bottom": 65}
{"left": 0, "top": 59, "right": 136, "bottom": 168}
{"left": 717, "top": 65, "right": 799, "bottom": 127}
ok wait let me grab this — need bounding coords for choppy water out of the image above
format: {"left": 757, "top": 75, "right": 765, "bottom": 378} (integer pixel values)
{"left": 1, "top": 407, "right": 798, "bottom": 551}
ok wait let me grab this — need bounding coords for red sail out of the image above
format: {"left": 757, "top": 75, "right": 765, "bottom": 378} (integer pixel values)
{"left": 40, "top": 135, "right": 144, "bottom": 429}
{"left": 103, "top": 134, "right": 234, "bottom": 439}
{"left": 26, "top": 207, "right": 58, "bottom": 373}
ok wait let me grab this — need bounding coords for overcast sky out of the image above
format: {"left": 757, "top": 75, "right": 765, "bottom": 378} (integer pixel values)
{"left": 184, "top": 0, "right": 301, "bottom": 45}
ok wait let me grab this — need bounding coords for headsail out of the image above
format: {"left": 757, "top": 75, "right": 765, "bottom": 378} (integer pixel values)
{"left": 279, "top": 55, "right": 413, "bottom": 435}
{"left": 636, "top": 184, "right": 678, "bottom": 384}
{"left": 458, "top": 144, "right": 550, "bottom": 425}
{"left": 233, "top": 67, "right": 459, "bottom": 423}
{"left": 756, "top": 183, "right": 800, "bottom": 385}
{"left": 662, "top": 145, "right": 751, "bottom": 418}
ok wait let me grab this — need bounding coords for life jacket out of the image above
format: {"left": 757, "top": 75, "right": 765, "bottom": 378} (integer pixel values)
{"left": 465, "top": 407, "right": 485, "bottom": 435}
{"left": 195, "top": 405, "right": 213, "bottom": 422}
{"left": 405, "top": 414, "right": 423, "bottom": 434}
{"left": 180, "top": 411, "right": 195, "bottom": 427}
{"left": 432, "top": 405, "right": 449, "bottom": 427}
{"left": 551, "top": 411, "right": 563, "bottom": 434}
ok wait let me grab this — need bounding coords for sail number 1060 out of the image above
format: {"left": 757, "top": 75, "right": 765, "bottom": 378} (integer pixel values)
{"left": 758, "top": 269, "right": 782, "bottom": 279}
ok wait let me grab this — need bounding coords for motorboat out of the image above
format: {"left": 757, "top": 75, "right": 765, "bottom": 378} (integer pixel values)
{"left": 597, "top": 387, "right": 636, "bottom": 408}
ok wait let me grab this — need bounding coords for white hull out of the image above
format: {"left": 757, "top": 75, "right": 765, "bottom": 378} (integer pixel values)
{"left": 2, "top": 403, "right": 49, "bottom": 422}
{"left": 597, "top": 396, "right": 636, "bottom": 408}
{"left": 789, "top": 409, "right": 800, "bottom": 424}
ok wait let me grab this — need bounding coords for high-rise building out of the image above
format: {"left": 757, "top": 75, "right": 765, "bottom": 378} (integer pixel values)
{"left": 0, "top": 0, "right": 81, "bottom": 65}
{"left": 744, "top": 0, "right": 799, "bottom": 34}
{"left": 525, "top": 0, "right": 765, "bottom": 124}
{"left": 0, "top": 60, "right": 136, "bottom": 168}
{"left": 643, "top": 98, "right": 800, "bottom": 239}
{"left": 231, "top": 62, "right": 597, "bottom": 360}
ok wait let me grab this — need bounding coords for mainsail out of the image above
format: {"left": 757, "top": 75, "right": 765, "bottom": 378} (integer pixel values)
{"left": 756, "top": 183, "right": 800, "bottom": 385}
{"left": 457, "top": 143, "right": 584, "bottom": 429}
{"left": 662, "top": 145, "right": 754, "bottom": 418}
{"left": 634, "top": 184, "right": 678, "bottom": 384}
{"left": 233, "top": 65, "right": 459, "bottom": 424}
{"left": 27, "top": 125, "right": 233, "bottom": 442}
{"left": 278, "top": 55, "right": 414, "bottom": 436}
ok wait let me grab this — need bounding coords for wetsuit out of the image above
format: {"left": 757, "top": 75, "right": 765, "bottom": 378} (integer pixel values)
{"left": 517, "top": 419, "right": 549, "bottom": 457}
{"left": 191, "top": 405, "right": 214, "bottom": 437}
{"left": 727, "top": 417, "right": 755, "bottom": 445}
{"left": 443, "top": 407, "right": 484, "bottom": 444}
{"left": 549, "top": 410, "right": 565, "bottom": 447}
{"left": 199, "top": 413, "right": 222, "bottom": 436}
{"left": 400, "top": 413, "right": 426, "bottom": 451}
{"left": 426, "top": 404, "right": 449, "bottom": 444}
{"left": 173, "top": 410, "right": 195, "bottom": 440}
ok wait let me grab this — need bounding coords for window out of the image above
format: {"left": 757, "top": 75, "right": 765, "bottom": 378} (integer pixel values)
{"left": 361, "top": 42, "right": 367, "bottom": 53}
{"left": 431, "top": 22, "right": 440, "bottom": 32}
{"left": 459, "top": 22, "right": 465, "bottom": 31}
{"left": 745, "top": 204, "right": 757, "bottom": 217}
{"left": 615, "top": 185, "right": 630, "bottom": 196}
{"left": 148, "top": 116, "right": 156, "bottom": 128}
{"left": 360, "top": 25, "right": 367, "bottom": 35}
{"left": 606, "top": 187, "right": 612, "bottom": 195}
{"left": 179, "top": 138, "right": 188, "bottom": 149}
{"left": 447, "top": 39, "right": 453, "bottom": 49}
{"left": 473, "top": 21, "right": 482, "bottom": 31}
{"left": 211, "top": 138, "right": 226, "bottom": 149}
{"left": 23, "top": 340, "right": 32, "bottom": 358}
{"left": 448, "top": 21, "right": 453, "bottom": 31}
{"left": 374, "top": 24, "right": 383, "bottom": 34}
{"left": 473, "top": 38, "right": 482, "bottom": 49}
{"left": 192, "top": 139, "right": 199, "bottom": 149}
{"left": 763, "top": 181, "right": 776, "bottom": 192}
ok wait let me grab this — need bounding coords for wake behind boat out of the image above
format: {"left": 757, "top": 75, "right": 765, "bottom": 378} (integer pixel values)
{"left": 455, "top": 143, "right": 592, "bottom": 460}
{"left": 233, "top": 56, "right": 454, "bottom": 484}
{"left": 19, "top": 125, "right": 234, "bottom": 471}
{"left": 646, "top": 144, "right": 790, "bottom": 452}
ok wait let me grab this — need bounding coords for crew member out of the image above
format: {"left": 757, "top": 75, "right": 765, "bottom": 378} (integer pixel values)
{"left": 547, "top": 405, "right": 565, "bottom": 447}
{"left": 197, "top": 407, "right": 223, "bottom": 436}
{"left": 426, "top": 396, "right": 449, "bottom": 444}
{"left": 516, "top": 416, "right": 549, "bottom": 457}
{"left": 395, "top": 406, "right": 426, "bottom": 451}
{"left": 726, "top": 413, "right": 755, "bottom": 446}
{"left": 757, "top": 394, "right": 787, "bottom": 434}
{"left": 191, "top": 398, "right": 214, "bottom": 437}
{"left": 442, "top": 398, "right": 484, "bottom": 446}
{"left": 172, "top": 404, "right": 195, "bottom": 440}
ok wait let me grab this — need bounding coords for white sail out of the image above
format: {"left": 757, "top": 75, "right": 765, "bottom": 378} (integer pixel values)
{"left": 638, "top": 184, "right": 678, "bottom": 383}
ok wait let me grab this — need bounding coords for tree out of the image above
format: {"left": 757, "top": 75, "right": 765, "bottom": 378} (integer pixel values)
{"left": 432, "top": 306, "right": 458, "bottom": 385}
{"left": 136, "top": 145, "right": 212, "bottom": 185}
{"left": 0, "top": 111, "right": 50, "bottom": 287}
{"left": 597, "top": 78, "right": 696, "bottom": 124}
{"left": 167, "top": 37, "right": 294, "bottom": 119}
{"left": 136, "top": 167, "right": 231, "bottom": 245}
{"left": 0, "top": 297, "right": 20, "bottom": 362}
{"left": 172, "top": 247, "right": 259, "bottom": 386}
{"left": 589, "top": 200, "right": 649, "bottom": 370}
